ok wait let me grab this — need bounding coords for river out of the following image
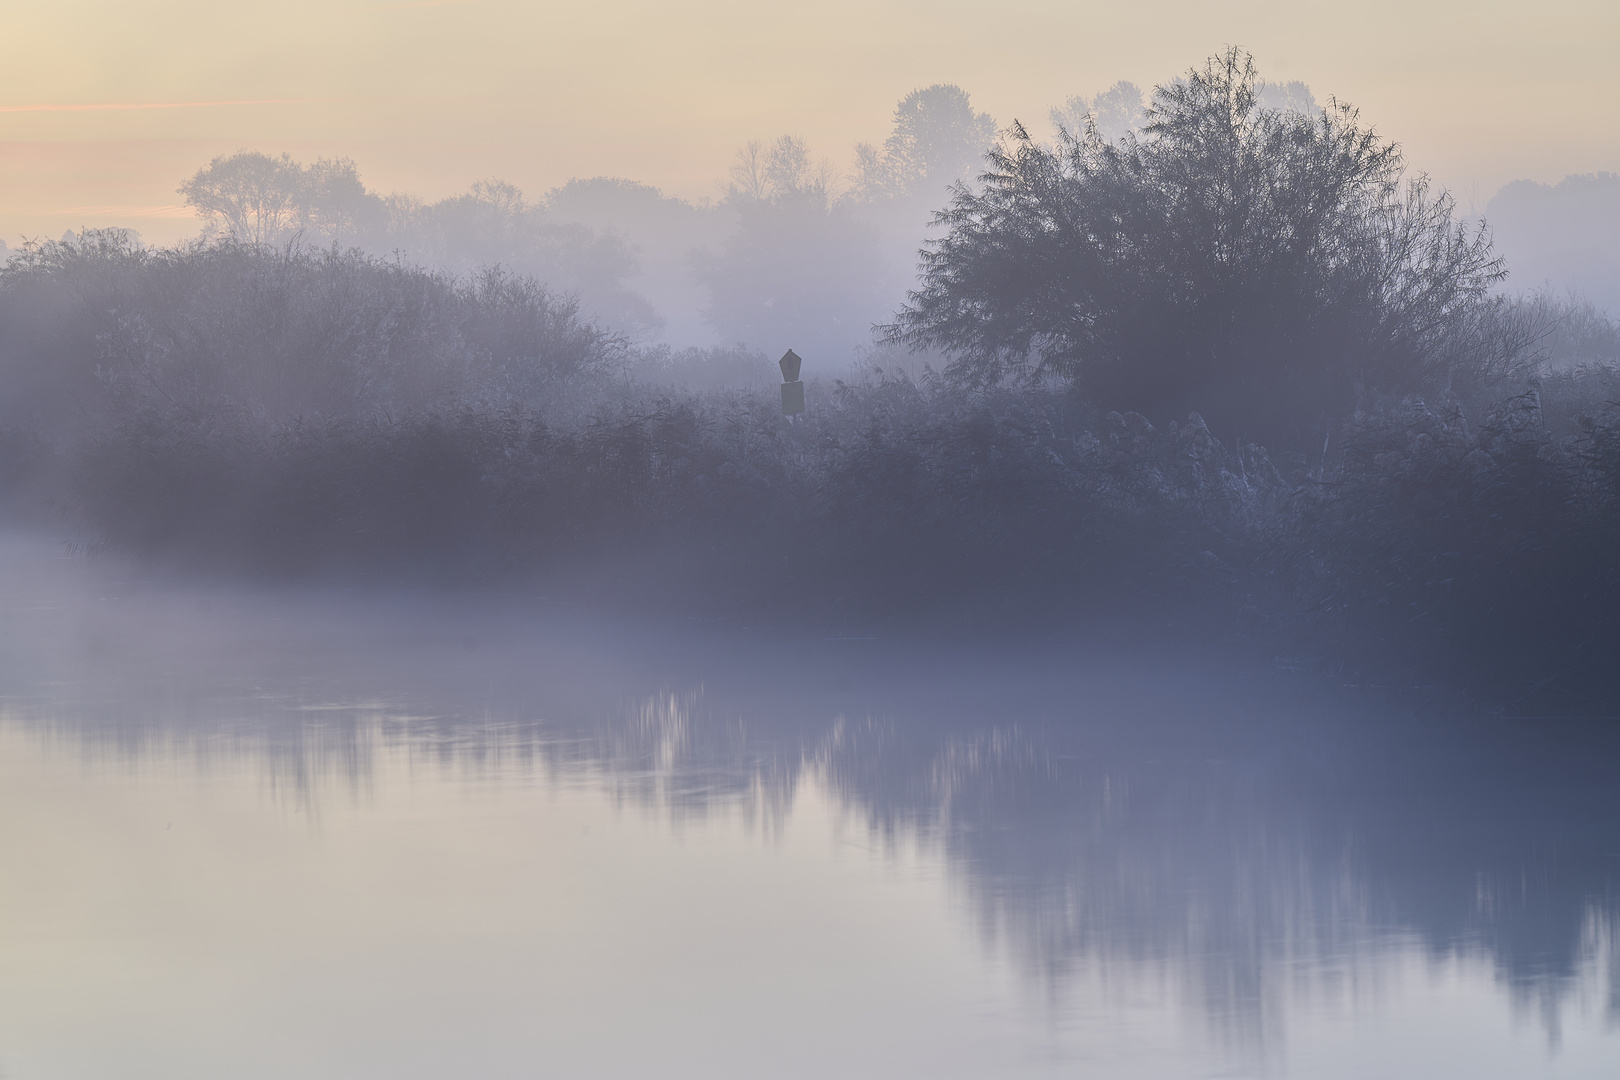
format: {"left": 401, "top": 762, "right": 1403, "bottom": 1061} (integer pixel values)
{"left": 0, "top": 533, "right": 1616, "bottom": 1078}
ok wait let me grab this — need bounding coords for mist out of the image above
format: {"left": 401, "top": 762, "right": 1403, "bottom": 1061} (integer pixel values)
{"left": 4, "top": 51, "right": 1615, "bottom": 696}
{"left": 1, "top": 35, "right": 1618, "bottom": 1080}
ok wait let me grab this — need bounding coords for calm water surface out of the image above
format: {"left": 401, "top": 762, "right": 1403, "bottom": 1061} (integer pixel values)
{"left": 1, "top": 535, "right": 1617, "bottom": 1079}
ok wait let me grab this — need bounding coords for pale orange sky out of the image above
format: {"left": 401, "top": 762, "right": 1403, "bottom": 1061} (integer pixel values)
{"left": 2, "top": 0, "right": 1616, "bottom": 245}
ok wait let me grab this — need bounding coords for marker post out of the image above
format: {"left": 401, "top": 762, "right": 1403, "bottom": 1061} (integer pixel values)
{"left": 779, "top": 349, "right": 805, "bottom": 435}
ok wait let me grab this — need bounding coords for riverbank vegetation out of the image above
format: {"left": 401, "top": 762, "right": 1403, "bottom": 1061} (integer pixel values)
{"left": 0, "top": 49, "right": 1616, "bottom": 710}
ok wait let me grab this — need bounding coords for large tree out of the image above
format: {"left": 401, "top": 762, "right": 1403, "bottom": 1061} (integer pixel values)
{"left": 851, "top": 85, "right": 997, "bottom": 204}
{"left": 179, "top": 151, "right": 305, "bottom": 246}
{"left": 180, "top": 152, "right": 386, "bottom": 248}
{"left": 1049, "top": 81, "right": 1147, "bottom": 144}
{"left": 889, "top": 49, "right": 1510, "bottom": 443}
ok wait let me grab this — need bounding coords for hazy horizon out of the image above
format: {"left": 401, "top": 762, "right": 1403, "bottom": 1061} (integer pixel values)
{"left": 3, "top": 0, "right": 1617, "bottom": 246}
{"left": 5, "top": 12, "right": 1620, "bottom": 1078}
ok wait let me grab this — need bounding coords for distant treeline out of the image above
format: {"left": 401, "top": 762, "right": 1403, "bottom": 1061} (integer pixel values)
{"left": 1, "top": 49, "right": 1618, "bottom": 710}
{"left": 161, "top": 82, "right": 1011, "bottom": 364}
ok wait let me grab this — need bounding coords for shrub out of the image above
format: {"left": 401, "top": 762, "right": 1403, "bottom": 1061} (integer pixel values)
{"left": 39, "top": 361, "right": 1620, "bottom": 704}
{"left": 0, "top": 232, "right": 623, "bottom": 434}
{"left": 1282, "top": 382, "right": 1620, "bottom": 702}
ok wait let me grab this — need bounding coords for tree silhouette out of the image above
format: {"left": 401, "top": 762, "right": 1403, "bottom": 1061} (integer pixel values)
{"left": 180, "top": 151, "right": 306, "bottom": 246}
{"left": 852, "top": 85, "right": 997, "bottom": 203}
{"left": 1049, "top": 81, "right": 1147, "bottom": 143}
{"left": 888, "top": 48, "right": 1508, "bottom": 444}
{"left": 180, "top": 152, "right": 387, "bottom": 249}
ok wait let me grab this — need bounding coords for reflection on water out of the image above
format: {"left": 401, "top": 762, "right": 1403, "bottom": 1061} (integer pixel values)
{"left": 1, "top": 534, "right": 1618, "bottom": 1078}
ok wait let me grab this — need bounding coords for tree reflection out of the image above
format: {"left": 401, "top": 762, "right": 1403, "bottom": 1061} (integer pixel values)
{"left": 3, "top": 573, "right": 1617, "bottom": 1047}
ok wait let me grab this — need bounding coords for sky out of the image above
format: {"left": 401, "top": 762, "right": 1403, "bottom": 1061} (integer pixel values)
{"left": 1, "top": 0, "right": 1616, "bottom": 245}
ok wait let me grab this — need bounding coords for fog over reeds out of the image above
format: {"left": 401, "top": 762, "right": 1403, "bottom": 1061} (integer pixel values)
{"left": 2, "top": 48, "right": 1618, "bottom": 710}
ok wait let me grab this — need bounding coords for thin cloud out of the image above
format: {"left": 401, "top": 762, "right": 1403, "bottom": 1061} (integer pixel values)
{"left": 0, "top": 99, "right": 330, "bottom": 114}
{"left": 47, "top": 205, "right": 196, "bottom": 218}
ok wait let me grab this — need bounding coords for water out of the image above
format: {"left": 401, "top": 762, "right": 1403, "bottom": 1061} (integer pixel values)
{"left": 1, "top": 534, "right": 1617, "bottom": 1079}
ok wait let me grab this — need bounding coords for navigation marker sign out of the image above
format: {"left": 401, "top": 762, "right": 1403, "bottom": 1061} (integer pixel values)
{"left": 779, "top": 349, "right": 802, "bottom": 382}
{"left": 781, "top": 380, "right": 805, "bottom": 415}
{"left": 779, "top": 349, "right": 805, "bottom": 415}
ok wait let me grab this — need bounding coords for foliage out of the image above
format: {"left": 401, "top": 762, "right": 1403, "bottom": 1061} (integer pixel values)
{"left": 628, "top": 344, "right": 778, "bottom": 390}
{"left": 54, "top": 366, "right": 1620, "bottom": 704}
{"left": 61, "top": 380, "right": 1263, "bottom": 613}
{"left": 179, "top": 153, "right": 658, "bottom": 337}
{"left": 1540, "top": 294, "right": 1620, "bottom": 368}
{"left": 180, "top": 151, "right": 387, "bottom": 248}
{"left": 697, "top": 88, "right": 999, "bottom": 367}
{"left": 4, "top": 58, "right": 1619, "bottom": 710}
{"left": 889, "top": 49, "right": 1516, "bottom": 446}
{"left": 381, "top": 179, "right": 665, "bottom": 339}
{"left": 0, "top": 232, "right": 624, "bottom": 431}
{"left": 1049, "top": 81, "right": 1147, "bottom": 143}
{"left": 851, "top": 85, "right": 998, "bottom": 203}
{"left": 726, "top": 135, "right": 829, "bottom": 202}
{"left": 1281, "top": 381, "right": 1620, "bottom": 701}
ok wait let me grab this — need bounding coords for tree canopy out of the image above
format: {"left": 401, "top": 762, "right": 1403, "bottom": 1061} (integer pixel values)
{"left": 851, "top": 85, "right": 997, "bottom": 203}
{"left": 889, "top": 48, "right": 1510, "bottom": 443}
{"left": 1049, "top": 81, "right": 1147, "bottom": 144}
{"left": 180, "top": 152, "right": 385, "bottom": 248}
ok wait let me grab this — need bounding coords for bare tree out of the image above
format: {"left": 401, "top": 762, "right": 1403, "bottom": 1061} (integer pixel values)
{"left": 728, "top": 136, "right": 829, "bottom": 202}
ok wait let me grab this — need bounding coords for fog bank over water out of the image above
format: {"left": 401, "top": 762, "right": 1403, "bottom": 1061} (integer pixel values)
{"left": 3, "top": 15, "right": 1619, "bottom": 1079}
{"left": 2, "top": 51, "right": 1616, "bottom": 712}
{"left": 2, "top": 533, "right": 1618, "bottom": 1078}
